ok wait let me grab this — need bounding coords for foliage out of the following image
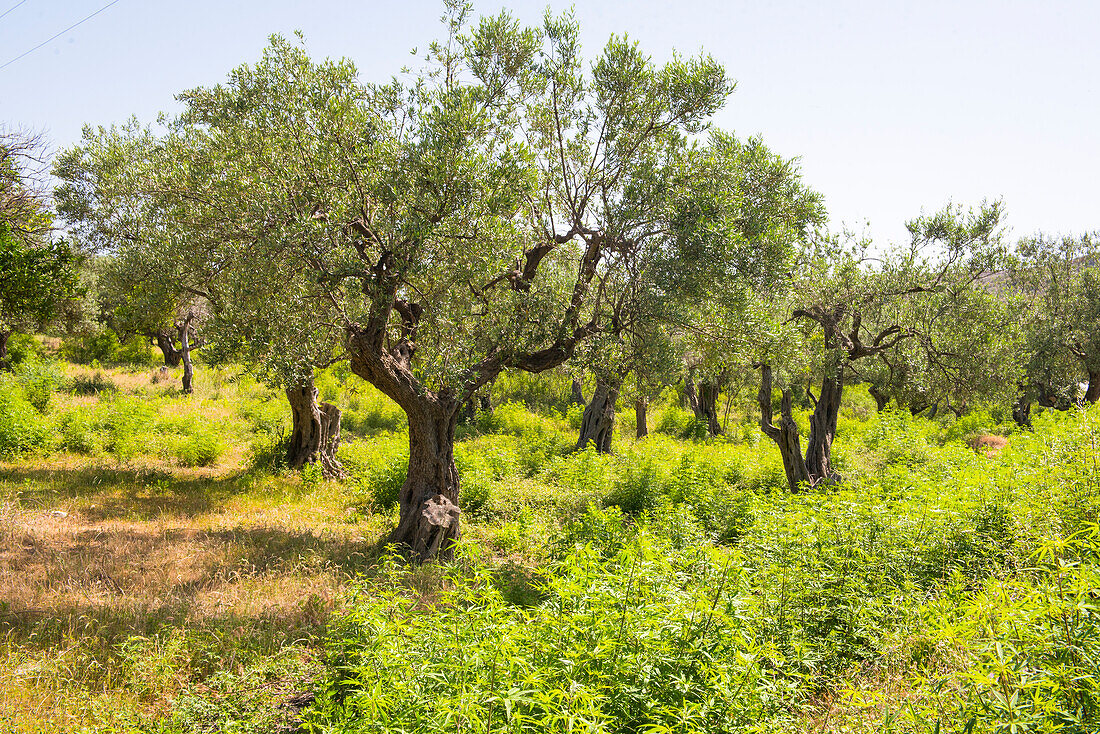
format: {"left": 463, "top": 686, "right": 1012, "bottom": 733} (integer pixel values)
{"left": 1007, "top": 231, "right": 1100, "bottom": 407}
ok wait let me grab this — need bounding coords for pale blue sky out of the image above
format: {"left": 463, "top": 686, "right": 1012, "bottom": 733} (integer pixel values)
{"left": 1, "top": 0, "right": 1096, "bottom": 245}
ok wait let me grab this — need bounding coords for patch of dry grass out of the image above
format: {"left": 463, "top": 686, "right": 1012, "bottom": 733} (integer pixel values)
{"left": 0, "top": 447, "right": 385, "bottom": 730}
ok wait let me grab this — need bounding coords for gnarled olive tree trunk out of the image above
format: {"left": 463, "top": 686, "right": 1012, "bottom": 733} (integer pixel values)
{"left": 697, "top": 379, "right": 722, "bottom": 436}
{"left": 805, "top": 369, "right": 842, "bottom": 485}
{"left": 286, "top": 379, "right": 345, "bottom": 479}
{"left": 570, "top": 378, "right": 584, "bottom": 407}
{"left": 868, "top": 383, "right": 889, "bottom": 412}
{"left": 757, "top": 364, "right": 842, "bottom": 492}
{"left": 684, "top": 370, "right": 700, "bottom": 415}
{"left": 178, "top": 317, "right": 195, "bottom": 394}
{"left": 389, "top": 400, "right": 461, "bottom": 560}
{"left": 347, "top": 327, "right": 463, "bottom": 561}
{"left": 1086, "top": 371, "right": 1100, "bottom": 404}
{"left": 757, "top": 365, "right": 811, "bottom": 492}
{"left": 154, "top": 330, "right": 183, "bottom": 367}
{"left": 576, "top": 377, "right": 620, "bottom": 453}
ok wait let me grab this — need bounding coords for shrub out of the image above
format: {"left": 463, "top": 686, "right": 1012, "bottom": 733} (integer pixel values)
{"left": 172, "top": 428, "right": 225, "bottom": 467}
{"left": 62, "top": 329, "right": 121, "bottom": 364}
{"left": 317, "top": 520, "right": 784, "bottom": 734}
{"left": 68, "top": 370, "right": 118, "bottom": 396}
{"left": 0, "top": 383, "right": 50, "bottom": 456}
{"left": 339, "top": 436, "right": 408, "bottom": 510}
{"left": 14, "top": 359, "right": 63, "bottom": 412}
{"left": 117, "top": 334, "right": 155, "bottom": 366}
{"left": 4, "top": 332, "right": 42, "bottom": 366}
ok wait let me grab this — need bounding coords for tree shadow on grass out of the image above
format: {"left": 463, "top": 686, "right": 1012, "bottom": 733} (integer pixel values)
{"left": 0, "top": 464, "right": 246, "bottom": 520}
{"left": 0, "top": 523, "right": 384, "bottom": 664}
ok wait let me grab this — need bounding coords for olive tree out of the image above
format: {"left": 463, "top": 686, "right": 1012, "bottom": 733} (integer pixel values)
{"left": 1007, "top": 232, "right": 1100, "bottom": 418}
{"left": 59, "top": 2, "right": 742, "bottom": 558}
{"left": 0, "top": 130, "right": 80, "bottom": 364}
{"left": 751, "top": 202, "right": 1010, "bottom": 492}
{"left": 668, "top": 131, "right": 825, "bottom": 436}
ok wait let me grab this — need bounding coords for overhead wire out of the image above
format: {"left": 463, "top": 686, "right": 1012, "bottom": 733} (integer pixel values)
{"left": 0, "top": 1, "right": 31, "bottom": 23}
{"left": 0, "top": 0, "right": 124, "bottom": 72}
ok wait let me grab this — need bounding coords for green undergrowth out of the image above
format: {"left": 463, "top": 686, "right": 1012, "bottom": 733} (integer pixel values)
{"left": 3, "top": 358, "right": 1100, "bottom": 732}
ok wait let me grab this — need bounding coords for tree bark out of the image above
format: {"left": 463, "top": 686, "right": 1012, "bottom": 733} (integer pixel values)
{"left": 1012, "top": 396, "right": 1032, "bottom": 428}
{"left": 178, "top": 317, "right": 194, "bottom": 394}
{"left": 1086, "top": 371, "right": 1100, "bottom": 404}
{"left": 154, "top": 330, "right": 183, "bottom": 367}
{"left": 387, "top": 403, "right": 461, "bottom": 561}
{"left": 0, "top": 329, "right": 9, "bottom": 369}
{"left": 576, "top": 378, "right": 620, "bottom": 453}
{"left": 697, "top": 380, "right": 722, "bottom": 436}
{"left": 868, "top": 383, "right": 889, "bottom": 412}
{"left": 805, "top": 370, "right": 842, "bottom": 486}
{"left": 685, "top": 371, "right": 701, "bottom": 417}
{"left": 286, "top": 380, "right": 345, "bottom": 479}
{"left": 757, "top": 365, "right": 810, "bottom": 492}
{"left": 635, "top": 397, "right": 648, "bottom": 439}
{"left": 570, "top": 378, "right": 584, "bottom": 407}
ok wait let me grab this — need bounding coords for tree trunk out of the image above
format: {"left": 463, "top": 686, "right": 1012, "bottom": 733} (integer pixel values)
{"left": 387, "top": 403, "right": 461, "bottom": 561}
{"left": 635, "top": 397, "right": 648, "bottom": 439}
{"left": 576, "top": 378, "right": 619, "bottom": 453}
{"left": 286, "top": 380, "right": 345, "bottom": 479}
{"left": 1086, "top": 371, "right": 1100, "bottom": 404}
{"left": 757, "top": 365, "right": 810, "bottom": 492}
{"left": 1012, "top": 396, "right": 1032, "bottom": 428}
{"left": 178, "top": 319, "right": 194, "bottom": 394}
{"left": 697, "top": 380, "right": 722, "bottom": 436}
{"left": 154, "top": 331, "right": 183, "bottom": 367}
{"left": 869, "top": 383, "right": 889, "bottom": 412}
{"left": 805, "top": 371, "right": 842, "bottom": 486}
{"left": 685, "top": 371, "right": 701, "bottom": 417}
{"left": 0, "top": 330, "right": 9, "bottom": 369}
{"left": 570, "top": 378, "right": 584, "bottom": 407}
{"left": 479, "top": 392, "right": 492, "bottom": 414}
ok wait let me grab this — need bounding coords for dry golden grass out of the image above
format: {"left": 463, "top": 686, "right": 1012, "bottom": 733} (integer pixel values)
{"left": 0, "top": 444, "right": 385, "bottom": 729}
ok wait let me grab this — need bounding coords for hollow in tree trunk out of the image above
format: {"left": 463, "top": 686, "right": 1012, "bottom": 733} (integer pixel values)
{"left": 286, "top": 380, "right": 345, "bottom": 479}
{"left": 576, "top": 378, "right": 620, "bottom": 453}
{"left": 154, "top": 330, "right": 183, "bottom": 367}
{"left": 570, "top": 378, "right": 584, "bottom": 406}
{"left": 697, "top": 380, "right": 722, "bottom": 436}
{"left": 635, "top": 397, "right": 648, "bottom": 439}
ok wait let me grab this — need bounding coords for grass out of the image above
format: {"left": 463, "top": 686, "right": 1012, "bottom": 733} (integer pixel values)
{"left": 1, "top": 357, "right": 1098, "bottom": 732}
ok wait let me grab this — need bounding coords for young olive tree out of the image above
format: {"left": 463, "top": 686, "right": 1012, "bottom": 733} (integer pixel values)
{"left": 55, "top": 124, "right": 213, "bottom": 393}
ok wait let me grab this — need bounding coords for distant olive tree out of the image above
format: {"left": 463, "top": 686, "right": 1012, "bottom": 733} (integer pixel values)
{"left": 749, "top": 203, "right": 1013, "bottom": 492}
{"left": 0, "top": 130, "right": 81, "bottom": 365}
{"left": 1007, "top": 232, "right": 1100, "bottom": 421}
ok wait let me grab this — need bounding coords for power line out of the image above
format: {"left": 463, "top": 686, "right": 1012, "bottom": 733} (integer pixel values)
{"left": 0, "top": 0, "right": 123, "bottom": 72}
{"left": 0, "top": 1, "right": 31, "bottom": 23}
